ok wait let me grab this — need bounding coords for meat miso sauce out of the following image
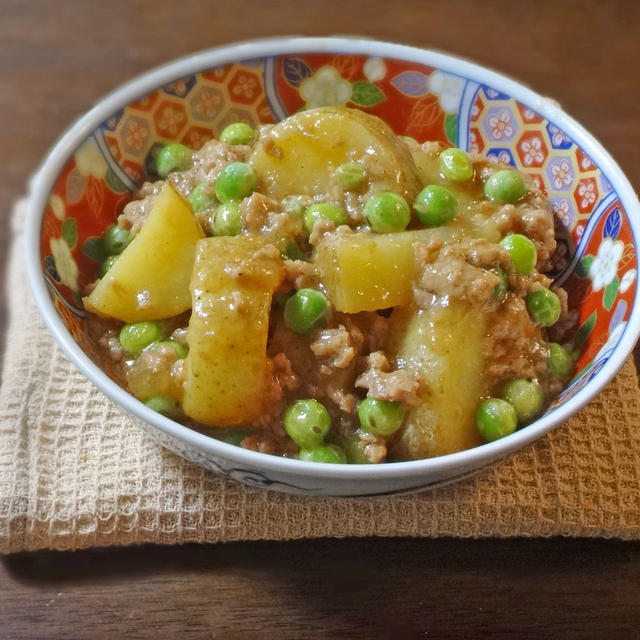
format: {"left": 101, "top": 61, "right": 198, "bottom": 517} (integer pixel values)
{"left": 83, "top": 107, "right": 574, "bottom": 464}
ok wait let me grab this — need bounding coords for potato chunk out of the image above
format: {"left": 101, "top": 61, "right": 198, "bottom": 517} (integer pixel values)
{"left": 315, "top": 228, "right": 455, "bottom": 313}
{"left": 182, "top": 237, "right": 284, "bottom": 427}
{"left": 249, "top": 107, "right": 421, "bottom": 202}
{"left": 387, "top": 303, "right": 487, "bottom": 459}
{"left": 84, "top": 183, "right": 205, "bottom": 321}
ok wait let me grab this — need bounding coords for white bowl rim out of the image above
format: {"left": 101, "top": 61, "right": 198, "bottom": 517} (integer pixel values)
{"left": 24, "top": 36, "right": 640, "bottom": 483}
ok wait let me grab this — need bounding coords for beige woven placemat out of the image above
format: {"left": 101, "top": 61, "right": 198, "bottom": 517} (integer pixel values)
{"left": 2, "top": 200, "right": 640, "bottom": 553}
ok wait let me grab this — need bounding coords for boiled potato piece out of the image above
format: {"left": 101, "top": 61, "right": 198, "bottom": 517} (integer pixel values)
{"left": 84, "top": 183, "right": 205, "bottom": 321}
{"left": 387, "top": 303, "right": 487, "bottom": 459}
{"left": 249, "top": 107, "right": 421, "bottom": 202}
{"left": 183, "top": 236, "right": 284, "bottom": 427}
{"left": 315, "top": 228, "right": 456, "bottom": 313}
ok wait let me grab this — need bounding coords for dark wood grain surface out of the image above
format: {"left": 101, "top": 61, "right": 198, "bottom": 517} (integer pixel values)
{"left": 1, "top": 1, "right": 640, "bottom": 638}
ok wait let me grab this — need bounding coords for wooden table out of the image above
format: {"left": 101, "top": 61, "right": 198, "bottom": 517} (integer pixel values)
{"left": 1, "top": 1, "right": 639, "bottom": 637}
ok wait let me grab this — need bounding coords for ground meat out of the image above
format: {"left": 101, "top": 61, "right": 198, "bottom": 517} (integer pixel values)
{"left": 118, "top": 180, "right": 165, "bottom": 235}
{"left": 118, "top": 140, "right": 250, "bottom": 235}
{"left": 258, "top": 133, "right": 284, "bottom": 159}
{"left": 170, "top": 139, "right": 251, "bottom": 196}
{"left": 310, "top": 324, "right": 363, "bottom": 369}
{"left": 236, "top": 191, "right": 305, "bottom": 246}
{"left": 171, "top": 327, "right": 188, "bottom": 347}
{"left": 355, "top": 351, "right": 424, "bottom": 408}
{"left": 309, "top": 218, "right": 336, "bottom": 245}
{"left": 125, "top": 343, "right": 182, "bottom": 401}
{"left": 97, "top": 328, "right": 124, "bottom": 362}
{"left": 366, "top": 314, "right": 390, "bottom": 353}
{"left": 359, "top": 430, "right": 387, "bottom": 464}
{"left": 267, "top": 312, "right": 366, "bottom": 414}
{"left": 483, "top": 294, "right": 550, "bottom": 389}
{"left": 413, "top": 238, "right": 512, "bottom": 308}
{"left": 240, "top": 192, "right": 276, "bottom": 230}
{"left": 545, "top": 286, "right": 576, "bottom": 343}
{"left": 272, "top": 352, "right": 300, "bottom": 392}
{"left": 225, "top": 243, "right": 283, "bottom": 289}
{"left": 281, "top": 259, "right": 319, "bottom": 291}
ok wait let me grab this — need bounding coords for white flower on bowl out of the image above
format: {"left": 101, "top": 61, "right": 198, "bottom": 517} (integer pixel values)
{"left": 427, "top": 71, "right": 464, "bottom": 113}
{"left": 363, "top": 57, "right": 386, "bottom": 82}
{"left": 75, "top": 139, "right": 107, "bottom": 179}
{"left": 468, "top": 130, "right": 480, "bottom": 153}
{"left": 550, "top": 159, "right": 573, "bottom": 189}
{"left": 49, "top": 194, "right": 66, "bottom": 221}
{"left": 488, "top": 110, "right": 514, "bottom": 140}
{"left": 520, "top": 136, "right": 544, "bottom": 166}
{"left": 620, "top": 268, "right": 637, "bottom": 293}
{"left": 300, "top": 66, "right": 352, "bottom": 109}
{"left": 552, "top": 199, "right": 572, "bottom": 228}
{"left": 577, "top": 180, "right": 596, "bottom": 209}
{"left": 50, "top": 237, "right": 79, "bottom": 291}
{"left": 590, "top": 236, "right": 623, "bottom": 291}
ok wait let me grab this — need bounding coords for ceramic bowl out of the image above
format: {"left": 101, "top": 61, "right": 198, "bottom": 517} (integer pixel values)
{"left": 25, "top": 37, "right": 640, "bottom": 496}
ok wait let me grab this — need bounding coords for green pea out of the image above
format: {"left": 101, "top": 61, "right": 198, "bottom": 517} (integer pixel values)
{"left": 282, "top": 198, "right": 305, "bottom": 218}
{"left": 364, "top": 192, "right": 410, "bottom": 233}
{"left": 336, "top": 162, "right": 366, "bottom": 190}
{"left": 273, "top": 291, "right": 293, "bottom": 309}
{"left": 98, "top": 254, "right": 119, "bottom": 279}
{"left": 211, "top": 201, "right": 242, "bottom": 236}
{"left": 500, "top": 233, "right": 537, "bottom": 275}
{"left": 145, "top": 394, "right": 181, "bottom": 419}
{"left": 491, "top": 266, "right": 508, "bottom": 299}
{"left": 299, "top": 444, "right": 347, "bottom": 463}
{"left": 340, "top": 435, "right": 373, "bottom": 464}
{"left": 281, "top": 240, "right": 302, "bottom": 260}
{"left": 103, "top": 225, "right": 133, "bottom": 256}
{"left": 526, "top": 289, "right": 561, "bottom": 327}
{"left": 156, "top": 143, "right": 193, "bottom": 177}
{"left": 221, "top": 428, "right": 250, "bottom": 447}
{"left": 413, "top": 185, "right": 458, "bottom": 227}
{"left": 155, "top": 339, "right": 188, "bottom": 359}
{"left": 439, "top": 148, "right": 473, "bottom": 182}
{"left": 219, "top": 122, "right": 255, "bottom": 145}
{"left": 357, "top": 397, "right": 405, "bottom": 436}
{"left": 284, "top": 288, "right": 329, "bottom": 334}
{"left": 215, "top": 162, "right": 257, "bottom": 203}
{"left": 283, "top": 399, "right": 331, "bottom": 449}
{"left": 119, "top": 321, "right": 163, "bottom": 357}
{"left": 188, "top": 182, "right": 216, "bottom": 213}
{"left": 500, "top": 379, "right": 543, "bottom": 424}
{"left": 303, "top": 203, "right": 348, "bottom": 234}
{"left": 484, "top": 169, "right": 526, "bottom": 203}
{"left": 475, "top": 398, "right": 518, "bottom": 442}
{"left": 548, "top": 343, "right": 572, "bottom": 380}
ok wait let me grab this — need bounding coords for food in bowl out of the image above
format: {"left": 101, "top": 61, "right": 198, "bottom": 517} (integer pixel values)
{"left": 82, "top": 105, "right": 574, "bottom": 464}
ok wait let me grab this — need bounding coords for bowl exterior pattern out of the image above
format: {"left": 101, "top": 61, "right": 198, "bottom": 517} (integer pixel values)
{"left": 36, "top": 50, "right": 638, "bottom": 493}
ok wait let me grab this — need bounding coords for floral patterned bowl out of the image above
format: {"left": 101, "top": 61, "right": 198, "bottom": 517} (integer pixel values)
{"left": 25, "top": 37, "right": 640, "bottom": 496}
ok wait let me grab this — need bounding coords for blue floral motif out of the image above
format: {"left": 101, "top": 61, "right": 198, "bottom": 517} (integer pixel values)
{"left": 547, "top": 123, "right": 573, "bottom": 149}
{"left": 163, "top": 75, "right": 197, "bottom": 97}
{"left": 102, "top": 108, "right": 124, "bottom": 132}
{"left": 283, "top": 57, "right": 312, "bottom": 88}
{"left": 486, "top": 147, "right": 516, "bottom": 166}
{"left": 483, "top": 86, "right": 510, "bottom": 100}
{"left": 390, "top": 71, "right": 430, "bottom": 97}
{"left": 603, "top": 207, "right": 621, "bottom": 239}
